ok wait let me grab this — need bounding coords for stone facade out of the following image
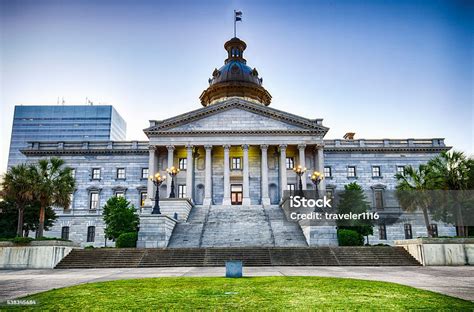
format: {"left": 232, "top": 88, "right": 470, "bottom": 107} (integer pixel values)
{"left": 20, "top": 103, "right": 455, "bottom": 248}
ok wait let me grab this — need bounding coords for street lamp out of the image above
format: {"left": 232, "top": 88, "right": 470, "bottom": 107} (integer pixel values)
{"left": 293, "top": 165, "right": 307, "bottom": 196}
{"left": 309, "top": 171, "right": 324, "bottom": 198}
{"left": 149, "top": 172, "right": 166, "bottom": 214}
{"left": 166, "top": 166, "right": 180, "bottom": 198}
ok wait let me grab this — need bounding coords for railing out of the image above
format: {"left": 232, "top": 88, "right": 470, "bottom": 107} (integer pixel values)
{"left": 26, "top": 140, "right": 149, "bottom": 151}
{"left": 324, "top": 138, "right": 445, "bottom": 148}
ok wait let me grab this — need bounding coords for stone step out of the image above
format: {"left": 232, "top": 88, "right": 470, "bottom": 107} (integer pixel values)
{"left": 55, "top": 247, "right": 420, "bottom": 268}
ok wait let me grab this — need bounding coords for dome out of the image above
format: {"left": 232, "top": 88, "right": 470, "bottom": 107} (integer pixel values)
{"left": 199, "top": 37, "right": 272, "bottom": 106}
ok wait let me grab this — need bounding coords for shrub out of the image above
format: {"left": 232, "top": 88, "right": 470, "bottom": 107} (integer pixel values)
{"left": 338, "top": 229, "right": 364, "bottom": 246}
{"left": 84, "top": 245, "right": 95, "bottom": 249}
{"left": 116, "top": 232, "right": 138, "bottom": 248}
{"left": 12, "top": 236, "right": 34, "bottom": 245}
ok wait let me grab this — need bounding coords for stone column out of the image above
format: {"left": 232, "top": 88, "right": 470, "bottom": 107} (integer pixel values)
{"left": 203, "top": 145, "right": 213, "bottom": 206}
{"left": 222, "top": 144, "right": 231, "bottom": 205}
{"left": 260, "top": 144, "right": 270, "bottom": 206}
{"left": 298, "top": 144, "right": 307, "bottom": 189}
{"left": 279, "top": 144, "right": 288, "bottom": 200}
{"left": 166, "top": 145, "right": 175, "bottom": 197}
{"left": 242, "top": 144, "right": 251, "bottom": 205}
{"left": 316, "top": 144, "right": 326, "bottom": 192}
{"left": 146, "top": 146, "right": 157, "bottom": 205}
{"left": 186, "top": 144, "right": 193, "bottom": 200}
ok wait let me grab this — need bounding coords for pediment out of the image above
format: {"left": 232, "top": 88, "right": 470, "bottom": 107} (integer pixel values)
{"left": 144, "top": 100, "right": 328, "bottom": 136}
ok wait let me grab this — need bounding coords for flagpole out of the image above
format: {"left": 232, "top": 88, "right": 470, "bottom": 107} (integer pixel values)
{"left": 233, "top": 10, "right": 236, "bottom": 37}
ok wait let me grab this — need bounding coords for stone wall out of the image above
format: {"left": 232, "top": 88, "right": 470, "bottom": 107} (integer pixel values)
{"left": 0, "top": 241, "right": 77, "bottom": 269}
{"left": 395, "top": 238, "right": 474, "bottom": 265}
{"left": 137, "top": 215, "right": 177, "bottom": 248}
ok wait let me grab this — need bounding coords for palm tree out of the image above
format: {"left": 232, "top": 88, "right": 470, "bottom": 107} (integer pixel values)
{"left": 30, "top": 158, "right": 75, "bottom": 238}
{"left": 395, "top": 165, "right": 435, "bottom": 237}
{"left": 427, "top": 151, "right": 473, "bottom": 237}
{"left": 1, "top": 164, "right": 35, "bottom": 237}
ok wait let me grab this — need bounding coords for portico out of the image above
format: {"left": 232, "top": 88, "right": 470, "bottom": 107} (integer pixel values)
{"left": 145, "top": 140, "right": 326, "bottom": 207}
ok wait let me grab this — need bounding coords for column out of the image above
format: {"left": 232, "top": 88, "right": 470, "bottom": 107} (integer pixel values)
{"left": 166, "top": 145, "right": 175, "bottom": 197}
{"left": 222, "top": 144, "right": 231, "bottom": 205}
{"left": 186, "top": 144, "right": 193, "bottom": 200}
{"left": 298, "top": 144, "right": 307, "bottom": 189}
{"left": 260, "top": 144, "right": 270, "bottom": 206}
{"left": 203, "top": 145, "right": 213, "bottom": 206}
{"left": 279, "top": 144, "right": 288, "bottom": 200}
{"left": 242, "top": 144, "right": 251, "bottom": 205}
{"left": 316, "top": 144, "right": 326, "bottom": 192}
{"left": 146, "top": 146, "right": 157, "bottom": 206}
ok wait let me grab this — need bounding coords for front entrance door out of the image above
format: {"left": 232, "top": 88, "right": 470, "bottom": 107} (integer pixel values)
{"left": 231, "top": 184, "right": 243, "bottom": 205}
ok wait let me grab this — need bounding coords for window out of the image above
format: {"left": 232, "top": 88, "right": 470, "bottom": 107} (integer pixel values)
{"left": 178, "top": 185, "right": 187, "bottom": 198}
{"left": 92, "top": 168, "right": 101, "bottom": 180}
{"left": 397, "top": 166, "right": 405, "bottom": 176}
{"left": 87, "top": 226, "right": 95, "bottom": 242}
{"left": 140, "top": 192, "right": 147, "bottom": 207}
{"left": 374, "top": 190, "right": 384, "bottom": 210}
{"left": 404, "top": 224, "right": 413, "bottom": 239}
{"left": 71, "top": 168, "right": 76, "bottom": 179}
{"left": 429, "top": 224, "right": 438, "bottom": 237}
{"left": 179, "top": 158, "right": 187, "bottom": 170}
{"left": 287, "top": 184, "right": 296, "bottom": 191}
{"left": 231, "top": 157, "right": 242, "bottom": 170}
{"left": 379, "top": 224, "right": 387, "bottom": 240}
{"left": 347, "top": 166, "right": 356, "bottom": 178}
{"left": 372, "top": 166, "right": 381, "bottom": 177}
{"left": 116, "top": 168, "right": 126, "bottom": 179}
{"left": 324, "top": 166, "right": 332, "bottom": 178}
{"left": 90, "top": 192, "right": 99, "bottom": 210}
{"left": 68, "top": 193, "right": 74, "bottom": 210}
{"left": 61, "top": 226, "right": 70, "bottom": 240}
{"left": 286, "top": 157, "right": 295, "bottom": 169}
{"left": 326, "top": 189, "right": 334, "bottom": 199}
{"left": 141, "top": 168, "right": 149, "bottom": 179}
{"left": 115, "top": 191, "right": 125, "bottom": 198}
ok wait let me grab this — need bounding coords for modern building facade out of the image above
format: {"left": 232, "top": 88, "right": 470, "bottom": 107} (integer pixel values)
{"left": 7, "top": 105, "right": 126, "bottom": 167}
{"left": 19, "top": 37, "right": 456, "bottom": 247}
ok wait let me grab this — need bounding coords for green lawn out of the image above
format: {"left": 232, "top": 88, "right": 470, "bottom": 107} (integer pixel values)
{"left": 4, "top": 276, "right": 473, "bottom": 311}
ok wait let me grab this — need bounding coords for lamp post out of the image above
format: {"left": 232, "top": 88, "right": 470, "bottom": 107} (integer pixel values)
{"left": 149, "top": 172, "right": 166, "bottom": 214}
{"left": 166, "top": 166, "right": 180, "bottom": 198}
{"left": 309, "top": 171, "right": 324, "bottom": 198}
{"left": 293, "top": 165, "right": 307, "bottom": 197}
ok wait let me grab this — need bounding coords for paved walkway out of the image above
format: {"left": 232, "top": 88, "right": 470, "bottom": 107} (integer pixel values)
{"left": 1, "top": 266, "right": 473, "bottom": 302}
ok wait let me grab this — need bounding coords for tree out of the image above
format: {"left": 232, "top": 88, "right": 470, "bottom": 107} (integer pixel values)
{"left": 0, "top": 200, "right": 57, "bottom": 238}
{"left": 1, "top": 164, "right": 35, "bottom": 237}
{"left": 0, "top": 200, "right": 18, "bottom": 238}
{"left": 336, "top": 182, "right": 373, "bottom": 244}
{"left": 23, "top": 203, "right": 58, "bottom": 238}
{"left": 426, "top": 151, "right": 474, "bottom": 237}
{"left": 103, "top": 196, "right": 140, "bottom": 242}
{"left": 395, "top": 164, "right": 436, "bottom": 237}
{"left": 30, "top": 158, "right": 75, "bottom": 238}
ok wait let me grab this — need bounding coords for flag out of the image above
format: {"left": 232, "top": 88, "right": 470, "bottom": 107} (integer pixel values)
{"left": 235, "top": 10, "right": 242, "bottom": 22}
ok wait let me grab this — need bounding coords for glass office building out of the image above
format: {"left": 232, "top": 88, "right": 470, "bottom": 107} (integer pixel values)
{"left": 7, "top": 105, "right": 127, "bottom": 167}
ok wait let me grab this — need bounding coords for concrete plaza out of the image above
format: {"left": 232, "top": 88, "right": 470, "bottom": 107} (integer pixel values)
{"left": 0, "top": 266, "right": 473, "bottom": 303}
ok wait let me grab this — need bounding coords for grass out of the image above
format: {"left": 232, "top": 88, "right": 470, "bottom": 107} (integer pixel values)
{"left": 3, "top": 276, "right": 473, "bottom": 311}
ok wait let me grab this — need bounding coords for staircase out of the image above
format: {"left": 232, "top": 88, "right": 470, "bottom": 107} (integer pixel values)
{"left": 55, "top": 247, "right": 420, "bottom": 268}
{"left": 266, "top": 206, "right": 308, "bottom": 247}
{"left": 167, "top": 205, "right": 210, "bottom": 248}
{"left": 168, "top": 205, "right": 308, "bottom": 248}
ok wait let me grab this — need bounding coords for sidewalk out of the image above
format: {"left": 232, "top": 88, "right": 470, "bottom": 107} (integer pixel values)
{"left": 1, "top": 266, "right": 473, "bottom": 302}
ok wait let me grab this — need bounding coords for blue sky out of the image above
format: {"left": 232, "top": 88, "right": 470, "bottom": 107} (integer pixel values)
{"left": 0, "top": 0, "right": 472, "bottom": 173}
